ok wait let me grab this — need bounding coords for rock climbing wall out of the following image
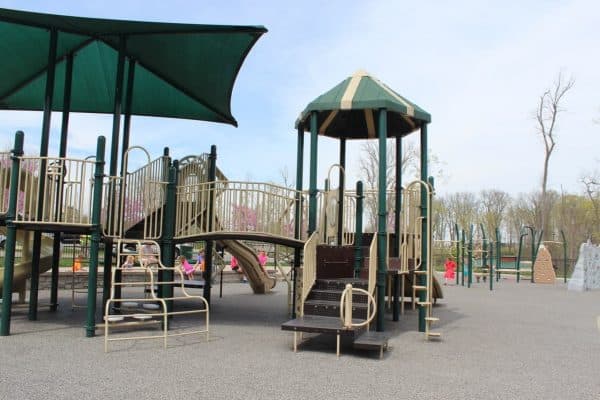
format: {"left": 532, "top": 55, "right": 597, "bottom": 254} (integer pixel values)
{"left": 568, "top": 241, "right": 600, "bottom": 291}
{"left": 533, "top": 245, "right": 556, "bottom": 284}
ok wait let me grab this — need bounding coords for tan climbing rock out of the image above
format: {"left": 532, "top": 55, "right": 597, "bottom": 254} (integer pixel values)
{"left": 533, "top": 245, "right": 556, "bottom": 284}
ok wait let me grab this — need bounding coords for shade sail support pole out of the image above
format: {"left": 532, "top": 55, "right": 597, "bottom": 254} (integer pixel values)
{"left": 30, "top": 28, "right": 58, "bottom": 321}
{"left": 376, "top": 108, "right": 388, "bottom": 332}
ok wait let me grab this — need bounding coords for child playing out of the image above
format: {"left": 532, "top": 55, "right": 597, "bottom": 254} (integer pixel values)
{"left": 72, "top": 254, "right": 83, "bottom": 272}
{"left": 444, "top": 256, "right": 457, "bottom": 285}
{"left": 179, "top": 255, "right": 195, "bottom": 280}
{"left": 194, "top": 250, "right": 206, "bottom": 274}
{"left": 121, "top": 255, "right": 135, "bottom": 269}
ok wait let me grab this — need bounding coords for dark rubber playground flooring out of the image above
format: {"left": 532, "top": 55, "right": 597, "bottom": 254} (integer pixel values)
{"left": 1, "top": 276, "right": 599, "bottom": 400}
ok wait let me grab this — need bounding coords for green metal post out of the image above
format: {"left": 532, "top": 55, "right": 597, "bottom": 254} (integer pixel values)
{"left": 103, "top": 35, "right": 127, "bottom": 309}
{"left": 85, "top": 136, "right": 106, "bottom": 337}
{"left": 468, "top": 224, "right": 473, "bottom": 288}
{"left": 376, "top": 108, "right": 388, "bottom": 332}
{"left": 1, "top": 132, "right": 24, "bottom": 336}
{"left": 495, "top": 227, "right": 501, "bottom": 284}
{"left": 418, "top": 122, "right": 428, "bottom": 333}
{"left": 120, "top": 59, "right": 136, "bottom": 171}
{"left": 161, "top": 161, "right": 177, "bottom": 313}
{"left": 560, "top": 230, "right": 567, "bottom": 283}
{"left": 203, "top": 146, "right": 217, "bottom": 303}
{"left": 516, "top": 230, "right": 526, "bottom": 283}
{"left": 354, "top": 181, "right": 364, "bottom": 278}
{"left": 323, "top": 178, "right": 329, "bottom": 243}
{"left": 394, "top": 136, "right": 402, "bottom": 258}
{"left": 481, "top": 223, "right": 487, "bottom": 276}
{"left": 337, "top": 138, "right": 346, "bottom": 245}
{"left": 461, "top": 229, "right": 465, "bottom": 286}
{"left": 50, "top": 53, "right": 74, "bottom": 312}
{"left": 292, "top": 125, "right": 304, "bottom": 319}
{"left": 30, "top": 28, "right": 59, "bottom": 321}
{"left": 308, "top": 112, "right": 318, "bottom": 235}
{"left": 455, "top": 223, "right": 460, "bottom": 285}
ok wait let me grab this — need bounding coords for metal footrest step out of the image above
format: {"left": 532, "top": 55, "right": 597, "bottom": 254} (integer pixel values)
{"left": 412, "top": 285, "right": 427, "bottom": 290}
{"left": 425, "top": 317, "right": 439, "bottom": 322}
{"left": 417, "top": 301, "right": 432, "bottom": 306}
{"left": 353, "top": 331, "right": 389, "bottom": 359}
{"left": 426, "top": 331, "right": 441, "bottom": 338}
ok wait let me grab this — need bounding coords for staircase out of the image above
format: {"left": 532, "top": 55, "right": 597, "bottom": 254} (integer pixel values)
{"left": 282, "top": 277, "right": 387, "bottom": 358}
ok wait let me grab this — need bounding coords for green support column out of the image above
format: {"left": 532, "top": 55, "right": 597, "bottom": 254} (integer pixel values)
{"left": 337, "top": 138, "right": 346, "bottom": 246}
{"left": 323, "top": 179, "right": 329, "bottom": 243}
{"left": 120, "top": 59, "right": 137, "bottom": 171}
{"left": 516, "top": 230, "right": 526, "bottom": 283}
{"left": 203, "top": 146, "right": 217, "bottom": 303}
{"left": 376, "top": 108, "right": 388, "bottom": 332}
{"left": 394, "top": 136, "right": 402, "bottom": 257}
{"left": 561, "top": 230, "right": 567, "bottom": 283}
{"left": 161, "top": 161, "right": 177, "bottom": 313}
{"left": 353, "top": 181, "right": 364, "bottom": 278}
{"left": 417, "top": 123, "right": 429, "bottom": 333}
{"left": 85, "top": 136, "right": 106, "bottom": 337}
{"left": 461, "top": 229, "right": 466, "bottom": 286}
{"left": 308, "top": 112, "right": 318, "bottom": 235}
{"left": 468, "top": 225, "right": 474, "bottom": 288}
{"left": 481, "top": 224, "right": 487, "bottom": 275}
{"left": 30, "top": 28, "right": 58, "bottom": 321}
{"left": 455, "top": 223, "right": 460, "bottom": 285}
{"left": 495, "top": 228, "right": 501, "bottom": 284}
{"left": 50, "top": 53, "right": 74, "bottom": 312}
{"left": 292, "top": 125, "right": 304, "bottom": 319}
{"left": 103, "top": 35, "right": 127, "bottom": 309}
{"left": 1, "top": 132, "right": 24, "bottom": 336}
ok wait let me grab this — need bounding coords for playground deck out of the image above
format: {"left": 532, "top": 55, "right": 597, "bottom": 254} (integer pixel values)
{"left": 1, "top": 278, "right": 598, "bottom": 399}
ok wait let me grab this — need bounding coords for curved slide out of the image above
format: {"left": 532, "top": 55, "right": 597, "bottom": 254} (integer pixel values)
{"left": 219, "top": 239, "right": 276, "bottom": 294}
{"left": 0, "top": 228, "right": 55, "bottom": 301}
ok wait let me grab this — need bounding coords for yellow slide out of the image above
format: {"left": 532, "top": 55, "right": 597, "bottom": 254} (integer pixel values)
{"left": 219, "top": 239, "right": 276, "bottom": 294}
{"left": 0, "top": 228, "right": 55, "bottom": 302}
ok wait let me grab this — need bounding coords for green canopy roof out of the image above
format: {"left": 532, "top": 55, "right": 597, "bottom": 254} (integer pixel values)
{"left": 0, "top": 8, "right": 267, "bottom": 126}
{"left": 296, "top": 70, "right": 431, "bottom": 139}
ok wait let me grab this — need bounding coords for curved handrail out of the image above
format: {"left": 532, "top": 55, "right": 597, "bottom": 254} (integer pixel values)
{"left": 339, "top": 284, "right": 377, "bottom": 329}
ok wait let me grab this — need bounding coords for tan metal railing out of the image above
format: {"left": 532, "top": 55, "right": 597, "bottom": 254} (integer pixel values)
{"left": 368, "top": 234, "right": 378, "bottom": 296}
{"left": 102, "top": 149, "right": 169, "bottom": 238}
{"left": 0, "top": 152, "right": 11, "bottom": 215}
{"left": 299, "top": 231, "right": 319, "bottom": 317}
{"left": 15, "top": 156, "right": 96, "bottom": 225}
{"left": 400, "top": 185, "right": 422, "bottom": 273}
{"left": 175, "top": 180, "right": 307, "bottom": 242}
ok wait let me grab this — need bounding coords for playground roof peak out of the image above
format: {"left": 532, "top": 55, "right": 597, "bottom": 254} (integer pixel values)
{"left": 0, "top": 7, "right": 267, "bottom": 126}
{"left": 296, "top": 69, "right": 431, "bottom": 139}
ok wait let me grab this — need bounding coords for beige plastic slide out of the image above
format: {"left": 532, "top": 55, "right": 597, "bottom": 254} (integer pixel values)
{"left": 219, "top": 239, "right": 276, "bottom": 294}
{"left": 0, "top": 228, "right": 55, "bottom": 301}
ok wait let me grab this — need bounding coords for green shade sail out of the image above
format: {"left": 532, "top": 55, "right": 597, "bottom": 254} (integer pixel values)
{"left": 0, "top": 7, "right": 267, "bottom": 125}
{"left": 296, "top": 70, "right": 431, "bottom": 139}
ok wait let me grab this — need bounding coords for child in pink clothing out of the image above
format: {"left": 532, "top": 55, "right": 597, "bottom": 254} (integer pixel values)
{"left": 179, "top": 256, "right": 195, "bottom": 279}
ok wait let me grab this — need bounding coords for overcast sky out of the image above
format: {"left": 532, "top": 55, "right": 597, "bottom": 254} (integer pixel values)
{"left": 0, "top": 0, "right": 598, "bottom": 196}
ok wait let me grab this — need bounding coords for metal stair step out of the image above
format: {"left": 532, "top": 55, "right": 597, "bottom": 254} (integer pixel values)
{"left": 425, "top": 317, "right": 439, "bottom": 322}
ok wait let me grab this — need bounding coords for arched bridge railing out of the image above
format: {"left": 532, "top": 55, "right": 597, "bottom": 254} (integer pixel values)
{"left": 174, "top": 180, "right": 308, "bottom": 242}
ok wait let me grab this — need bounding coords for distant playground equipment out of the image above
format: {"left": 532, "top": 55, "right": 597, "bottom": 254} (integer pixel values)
{"left": 103, "top": 239, "right": 209, "bottom": 352}
{"left": 568, "top": 241, "right": 600, "bottom": 291}
{"left": 440, "top": 223, "right": 568, "bottom": 290}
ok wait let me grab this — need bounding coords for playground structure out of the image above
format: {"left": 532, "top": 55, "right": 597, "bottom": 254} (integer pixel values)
{"left": 0, "top": 10, "right": 440, "bottom": 356}
{"left": 436, "top": 223, "right": 568, "bottom": 290}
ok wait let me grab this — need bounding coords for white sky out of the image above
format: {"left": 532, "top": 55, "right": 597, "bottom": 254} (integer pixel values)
{"left": 0, "top": 0, "right": 598, "bottom": 196}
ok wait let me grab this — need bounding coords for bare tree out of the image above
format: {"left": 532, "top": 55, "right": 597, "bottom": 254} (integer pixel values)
{"left": 479, "top": 189, "right": 510, "bottom": 238}
{"left": 447, "top": 192, "right": 479, "bottom": 235}
{"left": 535, "top": 72, "right": 574, "bottom": 234}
